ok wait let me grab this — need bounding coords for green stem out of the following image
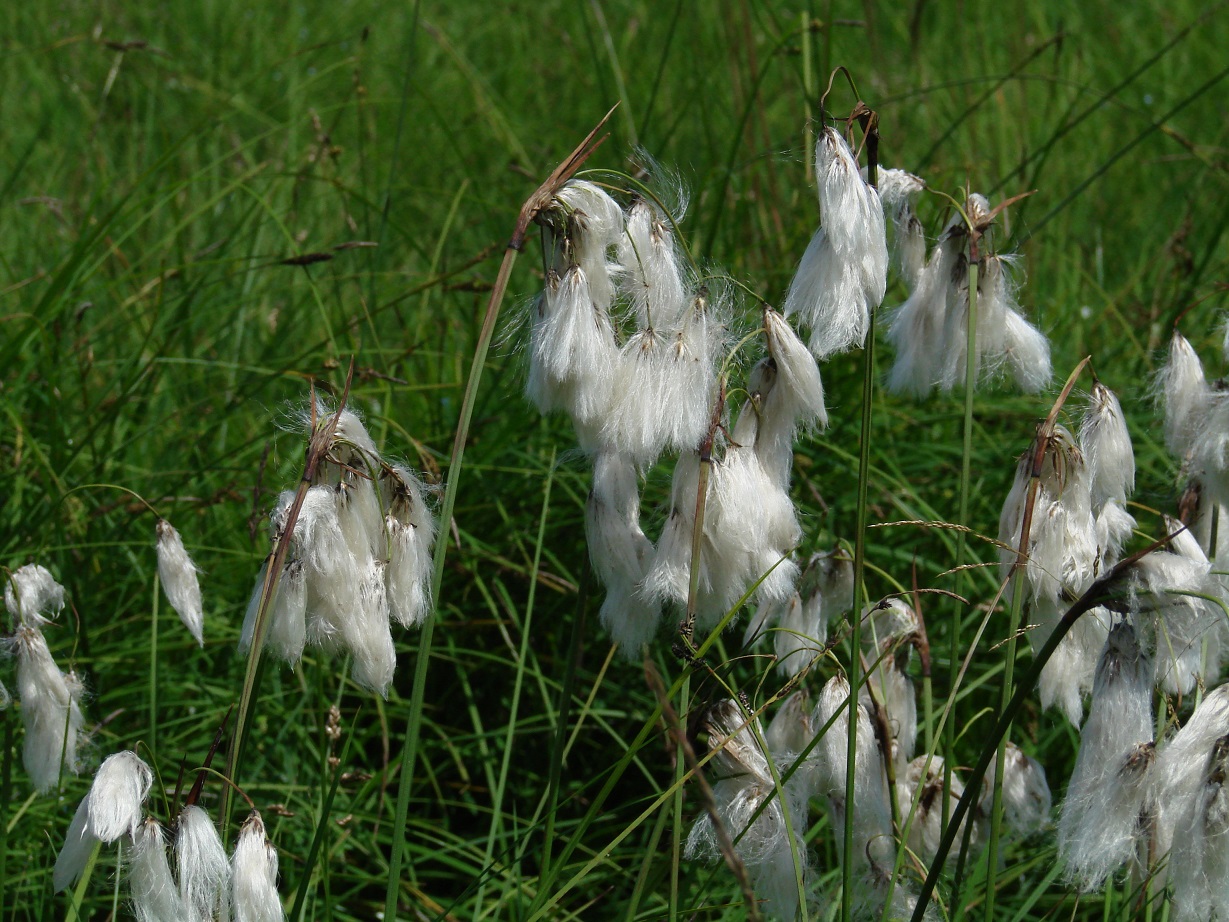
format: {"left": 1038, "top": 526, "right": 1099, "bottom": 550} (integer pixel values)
{"left": 945, "top": 251, "right": 978, "bottom": 866}
{"left": 150, "top": 573, "right": 159, "bottom": 755}
{"left": 842, "top": 306, "right": 875, "bottom": 922}
{"left": 380, "top": 105, "right": 615, "bottom": 918}
{"left": 541, "top": 556, "right": 589, "bottom": 881}
{"left": 909, "top": 536, "right": 1160, "bottom": 921}
{"left": 381, "top": 244, "right": 515, "bottom": 922}
{"left": 474, "top": 450, "right": 555, "bottom": 912}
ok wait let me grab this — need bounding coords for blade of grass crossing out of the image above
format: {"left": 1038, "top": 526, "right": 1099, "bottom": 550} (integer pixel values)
{"left": 473, "top": 450, "right": 556, "bottom": 916}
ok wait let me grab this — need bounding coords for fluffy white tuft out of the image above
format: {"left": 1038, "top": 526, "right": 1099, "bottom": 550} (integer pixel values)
{"left": 617, "top": 198, "right": 688, "bottom": 330}
{"left": 176, "top": 804, "right": 231, "bottom": 922}
{"left": 981, "top": 741, "right": 1052, "bottom": 837}
{"left": 810, "top": 675, "right": 894, "bottom": 875}
{"left": 1157, "top": 332, "right": 1210, "bottom": 459}
{"left": 782, "top": 127, "right": 887, "bottom": 360}
{"left": 383, "top": 465, "right": 437, "bottom": 629}
{"left": 897, "top": 755, "right": 978, "bottom": 865}
{"left": 1153, "top": 685, "right": 1229, "bottom": 880}
{"left": 884, "top": 235, "right": 959, "bottom": 398}
{"left": 684, "top": 700, "right": 809, "bottom": 922}
{"left": 53, "top": 797, "right": 96, "bottom": 892}
{"left": 156, "top": 520, "right": 204, "bottom": 646}
{"left": 12, "top": 625, "right": 86, "bottom": 792}
{"left": 4, "top": 563, "right": 65, "bottom": 628}
{"left": 1079, "top": 381, "right": 1135, "bottom": 511}
{"left": 232, "top": 812, "right": 284, "bottom": 922}
{"left": 1058, "top": 623, "right": 1155, "bottom": 890}
{"left": 129, "top": 818, "right": 185, "bottom": 922}
{"left": 587, "top": 450, "right": 661, "bottom": 655}
{"left": 54, "top": 750, "right": 153, "bottom": 890}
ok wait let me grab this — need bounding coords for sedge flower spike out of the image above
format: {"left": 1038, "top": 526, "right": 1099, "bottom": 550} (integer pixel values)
{"left": 1058, "top": 622, "right": 1155, "bottom": 891}
{"left": 54, "top": 750, "right": 154, "bottom": 891}
{"left": 783, "top": 126, "right": 888, "bottom": 359}
{"left": 156, "top": 519, "right": 204, "bottom": 646}
{"left": 1153, "top": 685, "right": 1229, "bottom": 886}
{"left": 176, "top": 804, "right": 231, "bottom": 922}
{"left": 684, "top": 699, "right": 808, "bottom": 922}
{"left": 130, "top": 818, "right": 185, "bottom": 922}
{"left": 232, "top": 812, "right": 284, "bottom": 922}
{"left": 4, "top": 563, "right": 65, "bottom": 627}
{"left": 242, "top": 401, "right": 436, "bottom": 696}
{"left": 11, "top": 625, "right": 86, "bottom": 792}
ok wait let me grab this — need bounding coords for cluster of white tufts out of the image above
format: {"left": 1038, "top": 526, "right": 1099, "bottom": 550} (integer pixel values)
{"left": 527, "top": 177, "right": 832, "bottom": 656}
{"left": 53, "top": 749, "right": 284, "bottom": 921}
{"left": 883, "top": 189, "right": 1051, "bottom": 398}
{"left": 687, "top": 638, "right": 1051, "bottom": 921}
{"left": 240, "top": 401, "right": 436, "bottom": 697}
{"left": 1059, "top": 642, "right": 1229, "bottom": 917}
{"left": 997, "top": 383, "right": 1140, "bottom": 724}
{"left": 2, "top": 563, "right": 87, "bottom": 792}
{"left": 782, "top": 126, "right": 888, "bottom": 359}
{"left": 743, "top": 548, "right": 853, "bottom": 678}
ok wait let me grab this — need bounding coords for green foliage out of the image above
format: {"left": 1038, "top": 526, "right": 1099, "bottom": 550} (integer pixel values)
{"left": 1, "top": 1, "right": 1227, "bottom": 919}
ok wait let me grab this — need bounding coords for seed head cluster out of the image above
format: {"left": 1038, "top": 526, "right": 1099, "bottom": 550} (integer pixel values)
{"left": 240, "top": 402, "right": 436, "bottom": 696}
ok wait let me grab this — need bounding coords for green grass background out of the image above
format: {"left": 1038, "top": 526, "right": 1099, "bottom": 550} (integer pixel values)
{"left": 2, "top": 0, "right": 1227, "bottom": 918}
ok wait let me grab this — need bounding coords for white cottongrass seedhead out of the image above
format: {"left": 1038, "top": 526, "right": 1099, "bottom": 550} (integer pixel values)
{"left": 1058, "top": 622, "right": 1155, "bottom": 891}
{"left": 860, "top": 600, "right": 918, "bottom": 769}
{"left": 884, "top": 232, "right": 960, "bottom": 398}
{"left": 130, "top": 818, "right": 185, "bottom": 922}
{"left": 176, "top": 804, "right": 231, "bottom": 922}
{"left": 885, "top": 194, "right": 1050, "bottom": 398}
{"left": 53, "top": 750, "right": 153, "bottom": 891}
{"left": 897, "top": 755, "right": 978, "bottom": 866}
{"left": 11, "top": 625, "right": 86, "bottom": 792}
{"left": 383, "top": 465, "right": 437, "bottom": 629}
{"left": 1153, "top": 684, "right": 1229, "bottom": 867}
{"left": 586, "top": 450, "right": 661, "bottom": 654}
{"left": 526, "top": 265, "right": 620, "bottom": 428}
{"left": 617, "top": 198, "right": 688, "bottom": 330}
{"left": 876, "top": 167, "right": 926, "bottom": 288}
{"left": 232, "top": 811, "right": 284, "bottom": 922}
{"left": 811, "top": 675, "right": 894, "bottom": 875}
{"left": 756, "top": 310, "right": 827, "bottom": 486}
{"left": 1168, "top": 734, "right": 1229, "bottom": 922}
{"left": 1127, "top": 549, "right": 1227, "bottom": 696}
{"left": 156, "top": 519, "right": 204, "bottom": 646}
{"left": 1157, "top": 332, "right": 1210, "bottom": 459}
{"left": 981, "top": 741, "right": 1052, "bottom": 837}
{"left": 684, "top": 699, "right": 808, "bottom": 922}
{"left": 999, "top": 424, "right": 1128, "bottom": 724}
{"left": 1080, "top": 383, "right": 1135, "bottom": 508}
{"left": 54, "top": 797, "right": 97, "bottom": 892}
{"left": 243, "top": 401, "right": 436, "bottom": 695}
{"left": 783, "top": 126, "right": 887, "bottom": 359}
{"left": 746, "top": 549, "right": 852, "bottom": 677}
{"left": 4, "top": 563, "right": 65, "bottom": 627}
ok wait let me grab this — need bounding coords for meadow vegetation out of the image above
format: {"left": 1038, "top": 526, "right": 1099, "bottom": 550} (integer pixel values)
{"left": 2, "top": 0, "right": 1228, "bottom": 919}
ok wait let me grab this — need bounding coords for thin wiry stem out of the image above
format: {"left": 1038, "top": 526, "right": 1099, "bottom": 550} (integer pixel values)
{"left": 382, "top": 108, "right": 614, "bottom": 922}
{"left": 842, "top": 304, "right": 875, "bottom": 922}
